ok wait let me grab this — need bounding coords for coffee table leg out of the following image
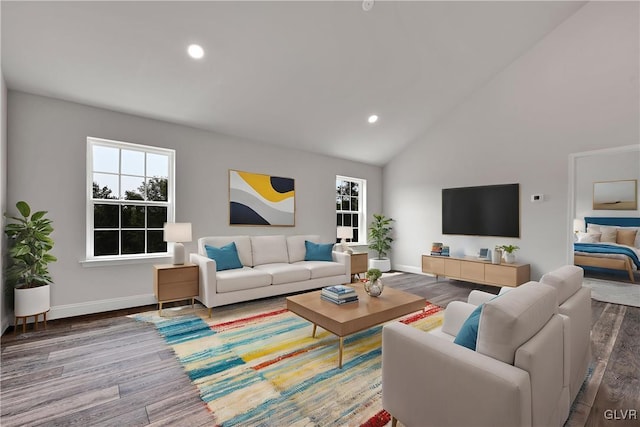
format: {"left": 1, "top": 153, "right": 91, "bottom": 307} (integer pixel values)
{"left": 312, "top": 324, "right": 317, "bottom": 338}
{"left": 338, "top": 336, "right": 344, "bottom": 368}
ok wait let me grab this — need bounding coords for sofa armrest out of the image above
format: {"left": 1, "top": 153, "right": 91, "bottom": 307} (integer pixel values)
{"left": 441, "top": 301, "right": 477, "bottom": 337}
{"left": 332, "top": 251, "right": 351, "bottom": 278}
{"left": 382, "top": 322, "right": 532, "bottom": 427}
{"left": 189, "top": 253, "right": 217, "bottom": 309}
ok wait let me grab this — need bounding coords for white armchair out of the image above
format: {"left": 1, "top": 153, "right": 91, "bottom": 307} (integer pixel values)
{"left": 382, "top": 281, "right": 570, "bottom": 427}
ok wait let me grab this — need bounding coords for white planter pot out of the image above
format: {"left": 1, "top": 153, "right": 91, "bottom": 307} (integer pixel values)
{"left": 369, "top": 258, "right": 391, "bottom": 272}
{"left": 504, "top": 253, "right": 516, "bottom": 264}
{"left": 15, "top": 284, "right": 51, "bottom": 317}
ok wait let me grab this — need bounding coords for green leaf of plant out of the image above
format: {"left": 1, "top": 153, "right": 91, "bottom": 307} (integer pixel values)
{"left": 16, "top": 201, "right": 31, "bottom": 218}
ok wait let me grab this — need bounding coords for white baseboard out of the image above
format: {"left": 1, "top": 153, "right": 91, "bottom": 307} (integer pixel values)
{"left": 45, "top": 294, "right": 157, "bottom": 322}
{"left": 392, "top": 264, "right": 423, "bottom": 274}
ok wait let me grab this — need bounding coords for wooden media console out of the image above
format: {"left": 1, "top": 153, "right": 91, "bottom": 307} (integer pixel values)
{"left": 422, "top": 255, "right": 530, "bottom": 288}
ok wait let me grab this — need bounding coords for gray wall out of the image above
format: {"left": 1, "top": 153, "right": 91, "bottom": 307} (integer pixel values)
{"left": 384, "top": 1, "right": 639, "bottom": 280}
{"left": 6, "top": 92, "right": 382, "bottom": 319}
{"left": 1, "top": 72, "right": 7, "bottom": 333}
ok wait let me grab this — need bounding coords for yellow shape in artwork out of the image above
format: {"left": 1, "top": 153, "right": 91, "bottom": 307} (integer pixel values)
{"left": 238, "top": 171, "right": 293, "bottom": 203}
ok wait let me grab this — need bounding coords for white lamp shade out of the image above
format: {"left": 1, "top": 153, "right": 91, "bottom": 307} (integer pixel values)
{"left": 163, "top": 222, "right": 192, "bottom": 243}
{"left": 337, "top": 226, "right": 353, "bottom": 240}
{"left": 573, "top": 219, "right": 585, "bottom": 233}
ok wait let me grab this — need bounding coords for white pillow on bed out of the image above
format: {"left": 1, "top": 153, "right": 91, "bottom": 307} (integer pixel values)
{"left": 577, "top": 232, "right": 601, "bottom": 243}
{"left": 599, "top": 226, "right": 618, "bottom": 243}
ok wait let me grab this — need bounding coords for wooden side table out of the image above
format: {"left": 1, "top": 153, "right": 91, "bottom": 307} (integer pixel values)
{"left": 153, "top": 263, "right": 199, "bottom": 316}
{"left": 350, "top": 252, "right": 368, "bottom": 282}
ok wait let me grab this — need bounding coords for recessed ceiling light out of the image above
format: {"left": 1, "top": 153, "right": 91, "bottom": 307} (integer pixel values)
{"left": 187, "top": 44, "right": 204, "bottom": 59}
{"left": 368, "top": 114, "right": 379, "bottom": 124}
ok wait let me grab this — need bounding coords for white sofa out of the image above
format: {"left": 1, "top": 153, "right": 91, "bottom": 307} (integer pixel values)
{"left": 189, "top": 235, "right": 350, "bottom": 316}
{"left": 382, "top": 281, "right": 571, "bottom": 427}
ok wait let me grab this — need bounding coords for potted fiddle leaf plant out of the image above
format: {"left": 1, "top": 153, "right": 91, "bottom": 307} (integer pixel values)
{"left": 368, "top": 213, "right": 394, "bottom": 272}
{"left": 497, "top": 244, "right": 519, "bottom": 264}
{"left": 4, "top": 201, "right": 57, "bottom": 322}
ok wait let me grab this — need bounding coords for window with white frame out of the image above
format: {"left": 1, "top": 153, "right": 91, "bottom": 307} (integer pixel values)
{"left": 87, "top": 137, "right": 175, "bottom": 259}
{"left": 336, "top": 175, "right": 366, "bottom": 244}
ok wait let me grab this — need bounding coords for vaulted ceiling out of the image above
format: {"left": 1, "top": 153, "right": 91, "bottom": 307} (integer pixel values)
{"left": 1, "top": 1, "right": 586, "bottom": 165}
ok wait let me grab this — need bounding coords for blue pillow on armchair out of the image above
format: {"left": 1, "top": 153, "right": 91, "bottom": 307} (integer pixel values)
{"left": 205, "top": 242, "right": 243, "bottom": 271}
{"left": 304, "top": 240, "right": 334, "bottom": 262}
{"left": 453, "top": 304, "right": 483, "bottom": 350}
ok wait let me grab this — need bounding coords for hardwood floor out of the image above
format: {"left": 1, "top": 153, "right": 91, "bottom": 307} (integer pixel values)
{"left": 1, "top": 273, "right": 638, "bottom": 426}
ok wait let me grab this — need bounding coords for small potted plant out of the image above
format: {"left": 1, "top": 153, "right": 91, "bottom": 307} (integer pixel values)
{"left": 368, "top": 214, "right": 394, "bottom": 272}
{"left": 497, "top": 244, "right": 519, "bottom": 264}
{"left": 363, "top": 268, "right": 384, "bottom": 297}
{"left": 4, "top": 201, "right": 57, "bottom": 326}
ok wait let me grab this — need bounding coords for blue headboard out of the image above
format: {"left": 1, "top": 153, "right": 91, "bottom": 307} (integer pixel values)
{"left": 585, "top": 217, "right": 640, "bottom": 228}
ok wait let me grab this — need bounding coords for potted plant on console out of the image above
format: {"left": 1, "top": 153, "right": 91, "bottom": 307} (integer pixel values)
{"left": 4, "top": 201, "right": 57, "bottom": 331}
{"left": 497, "top": 244, "right": 519, "bottom": 264}
{"left": 368, "top": 213, "right": 394, "bottom": 272}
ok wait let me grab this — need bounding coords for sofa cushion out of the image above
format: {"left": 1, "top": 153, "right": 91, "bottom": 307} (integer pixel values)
{"left": 477, "top": 281, "right": 558, "bottom": 365}
{"left": 216, "top": 267, "right": 272, "bottom": 293}
{"left": 453, "top": 304, "right": 483, "bottom": 350}
{"left": 254, "top": 263, "right": 311, "bottom": 285}
{"left": 205, "top": 242, "right": 243, "bottom": 271}
{"left": 294, "top": 261, "right": 345, "bottom": 279}
{"left": 540, "top": 265, "right": 583, "bottom": 304}
{"left": 199, "top": 236, "right": 252, "bottom": 267}
{"left": 287, "top": 235, "right": 321, "bottom": 263}
{"left": 304, "top": 241, "right": 334, "bottom": 262}
{"left": 251, "top": 235, "right": 289, "bottom": 266}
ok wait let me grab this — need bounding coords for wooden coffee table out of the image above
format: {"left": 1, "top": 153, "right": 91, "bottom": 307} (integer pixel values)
{"left": 286, "top": 285, "right": 425, "bottom": 368}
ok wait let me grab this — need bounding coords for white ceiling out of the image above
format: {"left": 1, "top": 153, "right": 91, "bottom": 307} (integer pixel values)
{"left": 1, "top": 1, "right": 586, "bottom": 166}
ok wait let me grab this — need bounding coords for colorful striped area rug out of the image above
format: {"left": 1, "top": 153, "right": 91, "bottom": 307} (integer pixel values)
{"left": 133, "top": 302, "right": 443, "bottom": 426}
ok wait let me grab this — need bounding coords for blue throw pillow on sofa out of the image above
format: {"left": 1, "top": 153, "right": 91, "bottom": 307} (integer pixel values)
{"left": 304, "top": 240, "right": 334, "bottom": 262}
{"left": 205, "top": 242, "right": 243, "bottom": 271}
{"left": 453, "top": 303, "right": 483, "bottom": 350}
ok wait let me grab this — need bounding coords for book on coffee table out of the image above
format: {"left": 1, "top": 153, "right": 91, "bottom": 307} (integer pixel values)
{"left": 321, "top": 294, "right": 359, "bottom": 305}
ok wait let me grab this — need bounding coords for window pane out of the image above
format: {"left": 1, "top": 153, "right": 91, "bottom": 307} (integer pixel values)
{"left": 147, "top": 206, "right": 167, "bottom": 228}
{"left": 121, "top": 230, "right": 145, "bottom": 254}
{"left": 351, "top": 182, "right": 359, "bottom": 197}
{"left": 344, "top": 215, "right": 352, "bottom": 227}
{"left": 341, "top": 196, "right": 350, "bottom": 211}
{"left": 338, "top": 181, "right": 349, "bottom": 196}
{"left": 121, "top": 149, "right": 145, "bottom": 176}
{"left": 122, "top": 205, "right": 145, "bottom": 228}
{"left": 147, "top": 153, "right": 169, "bottom": 177}
{"left": 94, "top": 231, "right": 119, "bottom": 256}
{"left": 337, "top": 213, "right": 342, "bottom": 226}
{"left": 147, "top": 230, "right": 167, "bottom": 253}
{"left": 336, "top": 196, "right": 341, "bottom": 211}
{"left": 353, "top": 229, "right": 359, "bottom": 242}
{"left": 353, "top": 213, "right": 359, "bottom": 227}
{"left": 351, "top": 197, "right": 358, "bottom": 211}
{"left": 93, "top": 173, "right": 119, "bottom": 199}
{"left": 145, "top": 177, "right": 168, "bottom": 201}
{"left": 94, "top": 204, "right": 119, "bottom": 228}
{"left": 122, "top": 175, "right": 144, "bottom": 200}
{"left": 93, "top": 146, "right": 119, "bottom": 173}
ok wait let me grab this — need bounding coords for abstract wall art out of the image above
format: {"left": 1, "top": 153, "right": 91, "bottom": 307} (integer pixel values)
{"left": 593, "top": 179, "right": 637, "bottom": 210}
{"left": 229, "top": 170, "right": 295, "bottom": 226}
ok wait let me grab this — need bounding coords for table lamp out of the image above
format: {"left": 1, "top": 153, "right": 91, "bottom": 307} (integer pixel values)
{"left": 164, "top": 222, "right": 192, "bottom": 265}
{"left": 337, "top": 226, "right": 353, "bottom": 254}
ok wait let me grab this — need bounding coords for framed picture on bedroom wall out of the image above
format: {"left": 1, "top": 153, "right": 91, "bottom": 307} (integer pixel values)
{"left": 229, "top": 170, "right": 296, "bottom": 226}
{"left": 593, "top": 179, "right": 637, "bottom": 210}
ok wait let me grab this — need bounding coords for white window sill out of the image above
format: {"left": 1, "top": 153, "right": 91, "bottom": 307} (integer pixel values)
{"left": 80, "top": 254, "right": 172, "bottom": 268}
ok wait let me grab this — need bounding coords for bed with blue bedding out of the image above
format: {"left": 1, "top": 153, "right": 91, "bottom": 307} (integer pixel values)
{"left": 573, "top": 217, "right": 640, "bottom": 282}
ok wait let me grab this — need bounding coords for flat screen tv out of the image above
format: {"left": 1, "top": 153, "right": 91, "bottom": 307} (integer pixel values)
{"left": 442, "top": 183, "right": 520, "bottom": 237}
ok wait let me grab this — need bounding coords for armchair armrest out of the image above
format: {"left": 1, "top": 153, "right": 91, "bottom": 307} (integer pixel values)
{"left": 189, "top": 253, "right": 217, "bottom": 312}
{"left": 467, "top": 290, "right": 495, "bottom": 306}
{"left": 382, "top": 322, "right": 532, "bottom": 427}
{"left": 441, "top": 301, "right": 477, "bottom": 337}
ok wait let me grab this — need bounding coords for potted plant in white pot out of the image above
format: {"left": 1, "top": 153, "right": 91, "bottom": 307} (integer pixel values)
{"left": 4, "top": 201, "right": 57, "bottom": 325}
{"left": 498, "top": 244, "right": 519, "bottom": 264}
{"left": 368, "top": 213, "right": 394, "bottom": 272}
